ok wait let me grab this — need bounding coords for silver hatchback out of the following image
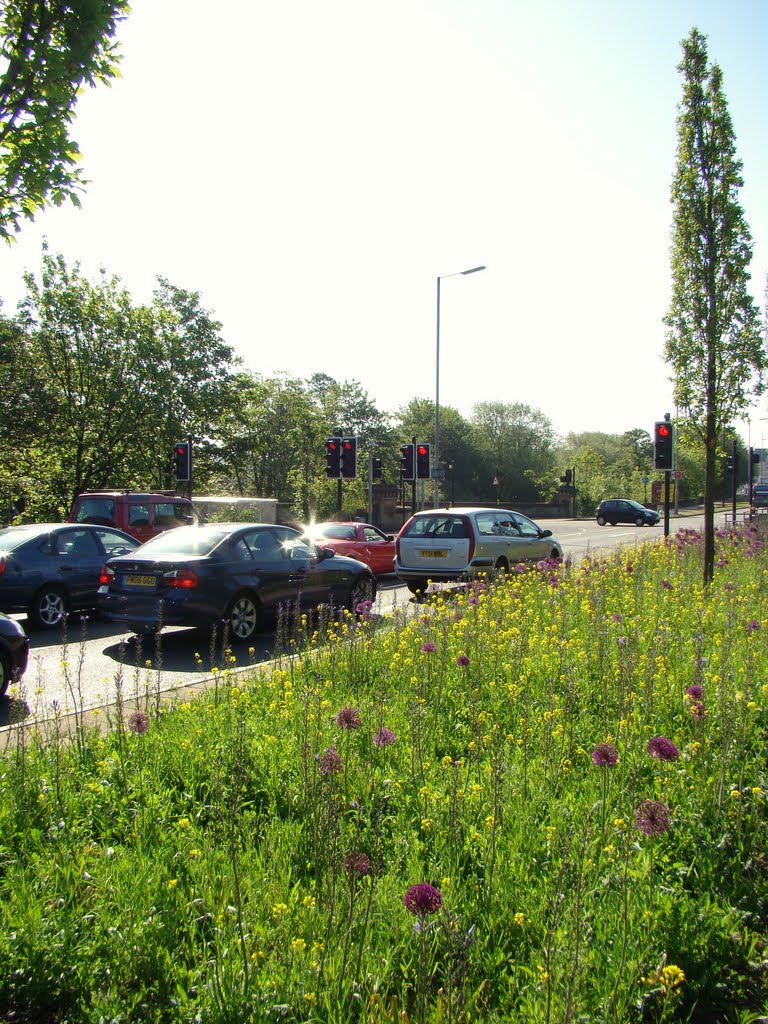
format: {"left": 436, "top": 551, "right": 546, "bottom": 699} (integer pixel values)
{"left": 394, "top": 507, "right": 563, "bottom": 595}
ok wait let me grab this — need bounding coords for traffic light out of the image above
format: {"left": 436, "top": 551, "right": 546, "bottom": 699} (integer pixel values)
{"left": 416, "top": 443, "right": 431, "bottom": 480}
{"left": 325, "top": 437, "right": 341, "bottom": 478}
{"left": 560, "top": 469, "right": 572, "bottom": 485}
{"left": 340, "top": 436, "right": 357, "bottom": 479}
{"left": 400, "top": 443, "right": 415, "bottom": 481}
{"left": 173, "top": 441, "right": 191, "bottom": 482}
{"left": 726, "top": 455, "right": 734, "bottom": 473}
{"left": 751, "top": 448, "right": 760, "bottom": 465}
{"left": 653, "top": 421, "right": 673, "bottom": 471}
{"left": 371, "top": 456, "right": 383, "bottom": 480}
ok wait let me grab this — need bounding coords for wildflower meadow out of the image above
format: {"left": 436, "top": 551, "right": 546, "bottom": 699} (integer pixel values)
{"left": 2, "top": 524, "right": 768, "bottom": 1022}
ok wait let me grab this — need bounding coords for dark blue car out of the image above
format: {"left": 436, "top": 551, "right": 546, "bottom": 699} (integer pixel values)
{"left": 0, "top": 612, "right": 29, "bottom": 697}
{"left": 97, "top": 522, "right": 376, "bottom": 642}
{"left": 0, "top": 523, "right": 139, "bottom": 630}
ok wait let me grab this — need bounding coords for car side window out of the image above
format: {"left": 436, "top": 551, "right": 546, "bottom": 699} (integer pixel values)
{"left": 97, "top": 530, "right": 137, "bottom": 555}
{"left": 476, "top": 514, "right": 497, "bottom": 536}
{"left": 513, "top": 514, "right": 539, "bottom": 538}
{"left": 240, "top": 531, "right": 283, "bottom": 562}
{"left": 363, "top": 527, "right": 383, "bottom": 542}
{"left": 128, "top": 503, "right": 150, "bottom": 526}
{"left": 58, "top": 530, "right": 100, "bottom": 557}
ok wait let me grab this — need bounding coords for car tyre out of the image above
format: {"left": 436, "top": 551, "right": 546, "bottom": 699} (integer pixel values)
{"left": 29, "top": 585, "right": 68, "bottom": 630}
{"left": 227, "top": 592, "right": 261, "bottom": 642}
{"left": 493, "top": 557, "right": 509, "bottom": 575}
{"left": 348, "top": 575, "right": 376, "bottom": 613}
{"left": 0, "top": 652, "right": 10, "bottom": 698}
{"left": 635, "top": 516, "right": 645, "bottom": 527}
{"left": 405, "top": 579, "right": 430, "bottom": 597}
{"left": 596, "top": 515, "right": 606, "bottom": 526}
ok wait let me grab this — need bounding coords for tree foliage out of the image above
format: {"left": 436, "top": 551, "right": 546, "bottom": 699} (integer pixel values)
{"left": 0, "top": 0, "right": 129, "bottom": 240}
{"left": 664, "top": 27, "right": 767, "bottom": 582}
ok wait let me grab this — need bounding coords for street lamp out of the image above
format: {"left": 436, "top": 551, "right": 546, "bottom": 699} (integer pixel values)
{"left": 435, "top": 265, "right": 486, "bottom": 506}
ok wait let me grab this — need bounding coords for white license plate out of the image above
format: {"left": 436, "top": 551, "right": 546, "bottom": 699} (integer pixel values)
{"left": 420, "top": 549, "right": 447, "bottom": 558}
{"left": 125, "top": 574, "right": 156, "bottom": 587}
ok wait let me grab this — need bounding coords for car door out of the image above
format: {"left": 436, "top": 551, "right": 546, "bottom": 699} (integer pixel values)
{"left": 510, "top": 513, "right": 551, "bottom": 560}
{"left": 360, "top": 526, "right": 394, "bottom": 574}
{"left": 55, "top": 528, "right": 105, "bottom": 608}
{"left": 230, "top": 528, "right": 302, "bottom": 615}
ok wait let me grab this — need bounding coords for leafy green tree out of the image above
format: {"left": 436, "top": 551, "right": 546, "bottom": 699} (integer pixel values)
{"left": 0, "top": 0, "right": 129, "bottom": 240}
{"left": 664, "top": 28, "right": 767, "bottom": 582}
{"left": 396, "top": 398, "right": 476, "bottom": 504}
{"left": 470, "top": 401, "right": 557, "bottom": 504}
{"left": 15, "top": 252, "right": 240, "bottom": 513}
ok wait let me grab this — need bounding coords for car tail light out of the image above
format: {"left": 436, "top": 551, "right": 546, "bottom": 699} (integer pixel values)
{"left": 0, "top": 560, "right": 5, "bottom": 576}
{"left": 465, "top": 520, "right": 475, "bottom": 562}
{"left": 164, "top": 568, "right": 198, "bottom": 589}
{"left": 99, "top": 565, "right": 114, "bottom": 586}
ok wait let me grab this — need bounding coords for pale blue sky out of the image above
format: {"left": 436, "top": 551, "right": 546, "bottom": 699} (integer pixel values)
{"left": 2, "top": 0, "right": 767, "bottom": 440}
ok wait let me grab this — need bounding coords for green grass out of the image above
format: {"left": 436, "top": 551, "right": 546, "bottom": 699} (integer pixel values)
{"left": 2, "top": 524, "right": 768, "bottom": 1023}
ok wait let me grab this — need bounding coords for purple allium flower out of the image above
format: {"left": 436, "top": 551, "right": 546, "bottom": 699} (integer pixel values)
{"left": 724, "top": 582, "right": 735, "bottom": 591}
{"left": 404, "top": 883, "right": 442, "bottom": 916}
{"left": 355, "top": 599, "right": 373, "bottom": 620}
{"left": 337, "top": 705, "right": 362, "bottom": 730}
{"left": 591, "top": 742, "right": 619, "bottom": 767}
{"left": 456, "top": 654, "right": 470, "bottom": 667}
{"left": 421, "top": 642, "right": 437, "bottom": 653}
{"left": 317, "top": 746, "right": 344, "bottom": 776}
{"left": 468, "top": 595, "right": 479, "bottom": 605}
{"left": 635, "top": 799, "right": 671, "bottom": 837}
{"left": 625, "top": 562, "right": 634, "bottom": 574}
{"left": 661, "top": 579, "right": 673, "bottom": 591}
{"left": 373, "top": 727, "right": 397, "bottom": 747}
{"left": 746, "top": 619, "right": 761, "bottom": 633}
{"left": 611, "top": 613, "right": 623, "bottom": 623}
{"left": 127, "top": 710, "right": 150, "bottom": 734}
{"left": 344, "top": 852, "right": 370, "bottom": 878}
{"left": 646, "top": 735, "right": 680, "bottom": 761}
{"left": 685, "top": 684, "right": 705, "bottom": 701}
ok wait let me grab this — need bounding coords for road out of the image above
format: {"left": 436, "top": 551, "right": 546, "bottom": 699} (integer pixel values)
{"left": 1, "top": 510, "right": 728, "bottom": 728}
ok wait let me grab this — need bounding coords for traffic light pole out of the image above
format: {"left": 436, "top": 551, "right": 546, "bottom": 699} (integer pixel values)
{"left": 663, "top": 471, "right": 670, "bottom": 538}
{"left": 731, "top": 438, "right": 738, "bottom": 524}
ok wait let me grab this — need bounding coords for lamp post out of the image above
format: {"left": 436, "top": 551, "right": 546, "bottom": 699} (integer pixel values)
{"left": 435, "top": 264, "right": 485, "bottom": 506}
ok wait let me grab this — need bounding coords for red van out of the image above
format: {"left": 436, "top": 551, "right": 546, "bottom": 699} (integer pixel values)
{"left": 69, "top": 491, "right": 202, "bottom": 545}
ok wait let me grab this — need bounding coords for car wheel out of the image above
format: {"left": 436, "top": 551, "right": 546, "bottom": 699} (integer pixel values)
{"left": 348, "top": 575, "right": 376, "bottom": 613}
{"left": 596, "top": 515, "right": 606, "bottom": 526}
{"left": 494, "top": 557, "right": 509, "bottom": 575}
{"left": 406, "top": 579, "right": 429, "bottom": 597}
{"left": 29, "top": 585, "right": 68, "bottom": 630}
{"left": 635, "top": 516, "right": 645, "bottom": 527}
{"left": 0, "top": 652, "right": 10, "bottom": 698}
{"left": 227, "top": 592, "right": 261, "bottom": 642}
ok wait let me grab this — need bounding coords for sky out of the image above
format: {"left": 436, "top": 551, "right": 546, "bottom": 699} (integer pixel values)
{"left": 2, "top": 0, "right": 768, "bottom": 443}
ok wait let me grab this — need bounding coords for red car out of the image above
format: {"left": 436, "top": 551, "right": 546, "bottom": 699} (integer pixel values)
{"left": 306, "top": 522, "right": 396, "bottom": 576}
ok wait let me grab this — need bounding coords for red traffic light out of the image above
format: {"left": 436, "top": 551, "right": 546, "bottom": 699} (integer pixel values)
{"left": 657, "top": 424, "right": 671, "bottom": 438}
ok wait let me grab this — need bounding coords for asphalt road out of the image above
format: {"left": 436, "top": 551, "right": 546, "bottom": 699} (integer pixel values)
{"left": 1, "top": 509, "right": 729, "bottom": 729}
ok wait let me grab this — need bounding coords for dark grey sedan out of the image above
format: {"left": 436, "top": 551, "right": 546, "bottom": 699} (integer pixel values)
{"left": 0, "top": 523, "right": 139, "bottom": 630}
{"left": 97, "top": 523, "right": 377, "bottom": 642}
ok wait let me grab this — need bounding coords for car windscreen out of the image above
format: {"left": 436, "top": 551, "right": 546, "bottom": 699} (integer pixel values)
{"left": 130, "top": 526, "right": 230, "bottom": 557}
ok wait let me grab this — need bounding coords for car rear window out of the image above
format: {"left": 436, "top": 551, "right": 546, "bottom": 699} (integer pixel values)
{"left": 134, "top": 526, "right": 228, "bottom": 556}
{"left": 402, "top": 515, "right": 467, "bottom": 538}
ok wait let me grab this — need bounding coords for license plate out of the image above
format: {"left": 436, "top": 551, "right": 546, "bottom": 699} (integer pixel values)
{"left": 125, "top": 574, "right": 156, "bottom": 587}
{"left": 420, "top": 549, "right": 447, "bottom": 558}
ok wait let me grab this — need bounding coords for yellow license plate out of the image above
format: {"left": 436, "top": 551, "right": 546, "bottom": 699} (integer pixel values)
{"left": 125, "top": 574, "right": 156, "bottom": 587}
{"left": 420, "top": 549, "right": 447, "bottom": 558}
